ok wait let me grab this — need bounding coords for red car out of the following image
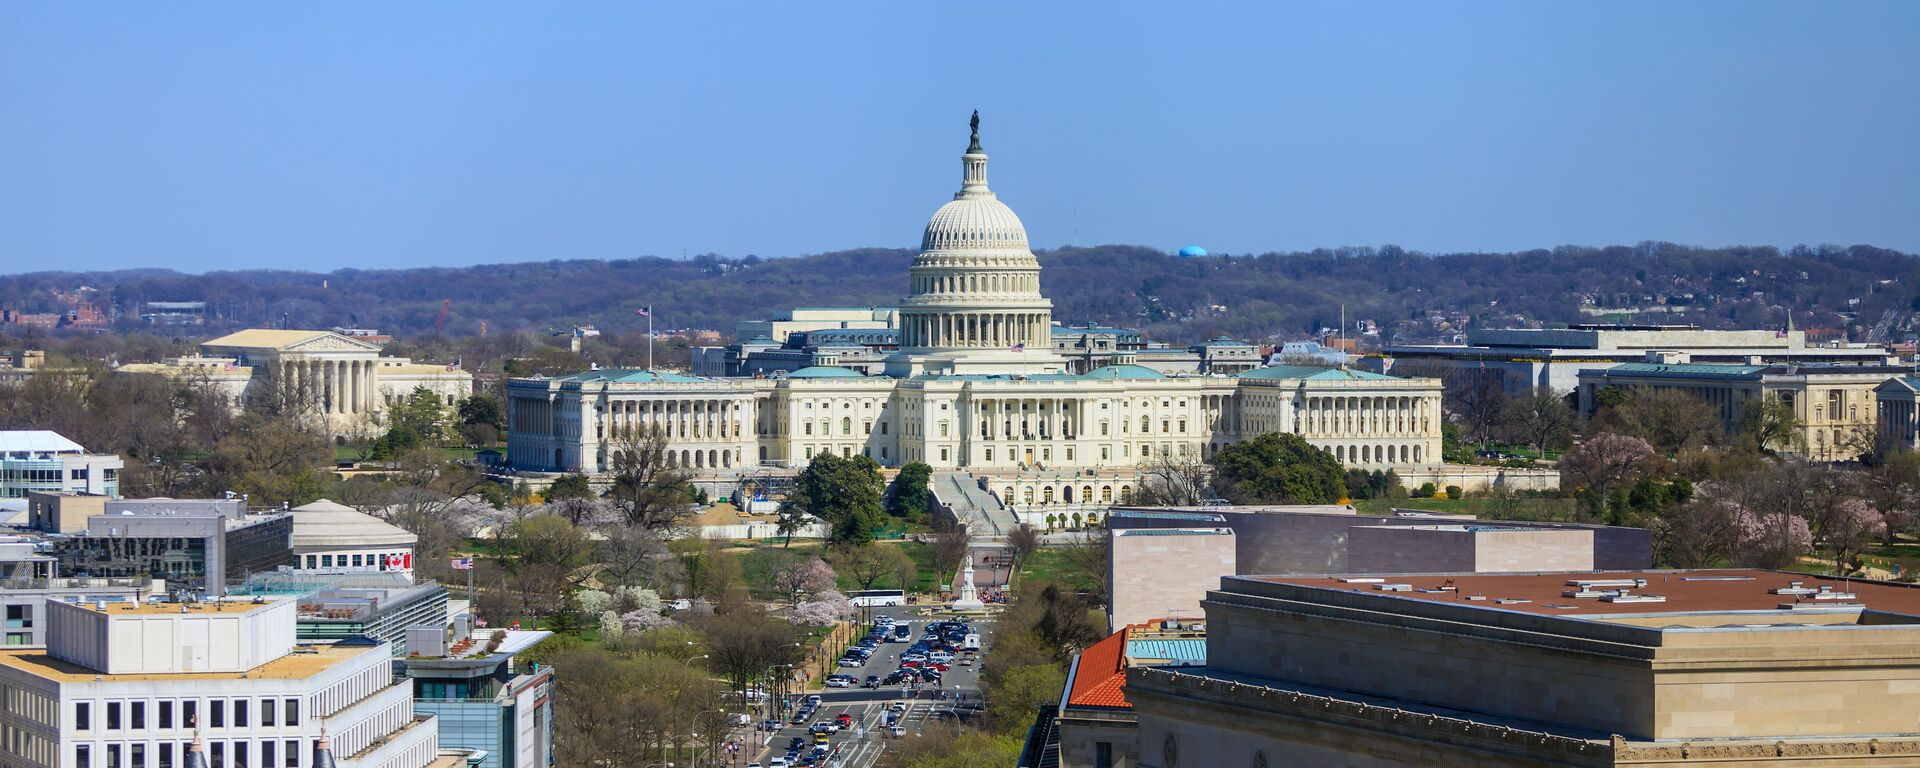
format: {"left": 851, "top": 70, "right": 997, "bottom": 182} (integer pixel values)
{"left": 835, "top": 713, "right": 853, "bottom": 726}
{"left": 929, "top": 662, "right": 951, "bottom": 671}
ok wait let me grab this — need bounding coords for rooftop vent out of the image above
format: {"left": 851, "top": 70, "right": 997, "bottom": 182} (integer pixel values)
{"left": 1374, "top": 583, "right": 1412, "bottom": 592}
{"left": 1567, "top": 578, "right": 1648, "bottom": 589}
{"left": 1600, "top": 594, "right": 1668, "bottom": 604}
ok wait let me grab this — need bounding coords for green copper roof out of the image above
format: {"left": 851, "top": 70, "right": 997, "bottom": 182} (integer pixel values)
{"left": 558, "top": 368, "right": 703, "bottom": 383}
{"left": 1237, "top": 365, "right": 1398, "bottom": 381}
{"left": 785, "top": 366, "right": 867, "bottom": 379}
{"left": 1599, "top": 362, "right": 1768, "bottom": 378}
{"left": 1084, "top": 364, "right": 1168, "bottom": 380}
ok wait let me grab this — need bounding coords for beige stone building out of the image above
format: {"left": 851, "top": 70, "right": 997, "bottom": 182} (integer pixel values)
{"left": 1126, "top": 569, "right": 1920, "bottom": 767}
{"left": 1875, "top": 375, "right": 1920, "bottom": 452}
{"left": 506, "top": 117, "right": 1444, "bottom": 521}
{"left": 1576, "top": 361, "right": 1909, "bottom": 460}
{"left": 118, "top": 329, "right": 473, "bottom": 435}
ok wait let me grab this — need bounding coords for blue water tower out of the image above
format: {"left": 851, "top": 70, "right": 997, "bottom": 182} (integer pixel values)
{"left": 1178, "top": 245, "right": 1208, "bottom": 258}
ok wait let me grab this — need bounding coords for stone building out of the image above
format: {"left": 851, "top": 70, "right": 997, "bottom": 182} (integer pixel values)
{"left": 1575, "top": 361, "right": 1909, "bottom": 460}
{"left": 1129, "top": 569, "right": 1920, "bottom": 767}
{"left": 117, "top": 329, "right": 473, "bottom": 436}
{"left": 1381, "top": 324, "right": 1895, "bottom": 395}
{"left": 506, "top": 117, "right": 1445, "bottom": 509}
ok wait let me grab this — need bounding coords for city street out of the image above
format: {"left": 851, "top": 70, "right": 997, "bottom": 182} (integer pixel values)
{"left": 743, "top": 616, "right": 996, "bottom": 768}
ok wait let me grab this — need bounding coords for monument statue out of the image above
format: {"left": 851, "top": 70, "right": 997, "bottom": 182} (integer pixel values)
{"left": 953, "top": 552, "right": 985, "bottom": 611}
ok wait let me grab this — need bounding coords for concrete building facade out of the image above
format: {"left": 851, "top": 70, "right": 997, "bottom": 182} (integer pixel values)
{"left": 1380, "top": 324, "right": 1894, "bottom": 395}
{"left": 0, "top": 432, "right": 122, "bottom": 501}
{"left": 1129, "top": 570, "right": 1920, "bottom": 767}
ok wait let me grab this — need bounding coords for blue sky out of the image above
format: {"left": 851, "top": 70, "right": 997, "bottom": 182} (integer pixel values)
{"left": 2, "top": 2, "right": 1916, "bottom": 273}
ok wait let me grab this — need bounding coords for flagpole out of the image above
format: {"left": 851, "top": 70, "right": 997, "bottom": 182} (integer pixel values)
{"left": 647, "top": 306, "right": 654, "bottom": 371}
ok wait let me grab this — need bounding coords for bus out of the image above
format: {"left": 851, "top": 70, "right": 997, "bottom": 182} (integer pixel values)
{"left": 848, "top": 589, "right": 906, "bottom": 608}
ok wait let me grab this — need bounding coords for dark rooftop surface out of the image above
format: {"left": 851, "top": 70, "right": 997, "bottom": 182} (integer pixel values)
{"left": 1247, "top": 569, "right": 1920, "bottom": 619}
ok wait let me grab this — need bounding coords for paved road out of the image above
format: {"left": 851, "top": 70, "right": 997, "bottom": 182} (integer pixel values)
{"left": 743, "top": 616, "right": 997, "bottom": 768}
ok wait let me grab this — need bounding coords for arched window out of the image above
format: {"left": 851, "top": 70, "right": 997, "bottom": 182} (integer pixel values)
{"left": 841, "top": 417, "right": 852, "bottom": 436}
{"left": 758, "top": 446, "right": 768, "bottom": 462}
{"left": 1043, "top": 486, "right": 1055, "bottom": 503}
{"left": 1003, "top": 487, "right": 1015, "bottom": 505}
{"left": 709, "top": 449, "right": 719, "bottom": 467}
{"left": 1082, "top": 485, "right": 1094, "bottom": 503}
{"left": 1101, "top": 485, "right": 1113, "bottom": 502}
{"left": 1119, "top": 485, "right": 1133, "bottom": 504}
{"left": 1023, "top": 487, "right": 1035, "bottom": 504}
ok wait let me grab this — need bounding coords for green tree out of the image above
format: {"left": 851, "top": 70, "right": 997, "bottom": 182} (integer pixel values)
{"left": 791, "top": 453, "right": 886, "bottom": 545}
{"left": 546, "top": 473, "right": 594, "bottom": 501}
{"left": 373, "top": 387, "right": 456, "bottom": 457}
{"left": 1737, "top": 396, "right": 1804, "bottom": 455}
{"left": 1208, "top": 432, "right": 1345, "bottom": 505}
{"left": 886, "top": 462, "right": 933, "bottom": 519}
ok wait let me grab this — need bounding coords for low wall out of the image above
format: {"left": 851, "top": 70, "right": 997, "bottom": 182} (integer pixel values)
{"left": 1393, "top": 463, "right": 1560, "bottom": 492}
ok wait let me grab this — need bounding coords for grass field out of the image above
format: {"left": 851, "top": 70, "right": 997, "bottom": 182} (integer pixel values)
{"left": 1015, "top": 547, "right": 1097, "bottom": 592}
{"left": 333, "top": 444, "right": 496, "bottom": 463}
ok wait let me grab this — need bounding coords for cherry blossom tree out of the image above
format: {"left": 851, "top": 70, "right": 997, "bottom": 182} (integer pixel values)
{"left": 772, "top": 558, "right": 839, "bottom": 606}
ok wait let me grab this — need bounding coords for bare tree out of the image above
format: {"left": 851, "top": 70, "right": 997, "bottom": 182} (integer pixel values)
{"left": 1058, "top": 528, "right": 1111, "bottom": 607}
{"left": 1596, "top": 389, "right": 1723, "bottom": 455}
{"left": 1502, "top": 388, "right": 1574, "bottom": 455}
{"left": 1133, "top": 452, "right": 1212, "bottom": 506}
{"left": 605, "top": 426, "right": 695, "bottom": 530}
{"left": 1558, "top": 432, "right": 1659, "bottom": 494}
{"left": 928, "top": 520, "right": 973, "bottom": 591}
{"left": 1006, "top": 524, "right": 1041, "bottom": 573}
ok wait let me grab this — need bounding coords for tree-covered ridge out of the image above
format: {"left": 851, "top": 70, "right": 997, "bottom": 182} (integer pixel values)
{"left": 3, "top": 242, "right": 1915, "bottom": 345}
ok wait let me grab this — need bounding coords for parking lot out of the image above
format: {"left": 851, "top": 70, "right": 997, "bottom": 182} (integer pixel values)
{"left": 747, "top": 614, "right": 993, "bottom": 768}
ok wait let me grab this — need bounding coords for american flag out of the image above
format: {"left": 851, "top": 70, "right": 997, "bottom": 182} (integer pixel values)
{"left": 450, "top": 557, "right": 474, "bottom": 570}
{"left": 1011, "top": 343, "right": 1024, "bottom": 351}
{"left": 445, "top": 357, "right": 462, "bottom": 372}
{"left": 635, "top": 306, "right": 651, "bottom": 317}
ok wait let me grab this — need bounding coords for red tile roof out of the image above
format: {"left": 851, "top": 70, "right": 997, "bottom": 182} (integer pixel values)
{"left": 1065, "top": 627, "right": 1131, "bottom": 709}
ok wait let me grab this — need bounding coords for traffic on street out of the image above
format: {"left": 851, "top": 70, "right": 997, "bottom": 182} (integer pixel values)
{"left": 744, "top": 613, "right": 993, "bottom": 768}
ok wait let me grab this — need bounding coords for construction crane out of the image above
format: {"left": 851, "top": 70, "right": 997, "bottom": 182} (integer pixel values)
{"left": 434, "top": 299, "right": 450, "bottom": 335}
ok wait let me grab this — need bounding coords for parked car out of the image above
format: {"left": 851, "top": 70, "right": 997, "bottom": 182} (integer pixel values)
{"left": 835, "top": 712, "right": 853, "bottom": 726}
{"left": 825, "top": 675, "right": 856, "bottom": 688}
{"left": 864, "top": 675, "right": 880, "bottom": 688}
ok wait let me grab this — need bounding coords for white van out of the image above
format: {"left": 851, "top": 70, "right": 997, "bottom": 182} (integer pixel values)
{"left": 928, "top": 651, "right": 953, "bottom": 664}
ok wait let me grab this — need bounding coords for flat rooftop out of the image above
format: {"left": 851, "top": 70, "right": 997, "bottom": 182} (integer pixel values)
{"left": 1248, "top": 569, "right": 1920, "bottom": 621}
{"left": 71, "top": 598, "right": 283, "bottom": 616}
{"left": 0, "top": 642, "right": 364, "bottom": 683}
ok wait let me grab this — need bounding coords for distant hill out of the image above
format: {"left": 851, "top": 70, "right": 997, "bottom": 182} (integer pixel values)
{"left": 3, "top": 242, "right": 1917, "bottom": 346}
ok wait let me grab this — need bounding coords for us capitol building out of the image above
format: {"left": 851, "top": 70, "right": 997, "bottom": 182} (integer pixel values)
{"left": 506, "top": 116, "right": 1444, "bottom": 524}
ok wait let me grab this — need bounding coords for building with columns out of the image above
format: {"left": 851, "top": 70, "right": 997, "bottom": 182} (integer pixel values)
{"left": 118, "top": 330, "right": 473, "bottom": 435}
{"left": 506, "top": 117, "right": 1443, "bottom": 512}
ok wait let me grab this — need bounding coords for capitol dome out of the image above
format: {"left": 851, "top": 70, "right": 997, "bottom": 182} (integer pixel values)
{"left": 922, "top": 197, "right": 1029, "bottom": 251}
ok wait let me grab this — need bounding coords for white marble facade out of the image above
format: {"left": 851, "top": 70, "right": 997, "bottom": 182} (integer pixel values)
{"left": 506, "top": 117, "right": 1443, "bottom": 487}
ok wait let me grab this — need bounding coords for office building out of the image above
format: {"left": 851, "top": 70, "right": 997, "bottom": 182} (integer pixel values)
{"left": 37, "top": 497, "right": 293, "bottom": 596}
{"left": 289, "top": 501, "right": 417, "bottom": 580}
{"left": 1130, "top": 570, "right": 1920, "bottom": 767}
{"left": 0, "top": 597, "right": 447, "bottom": 768}
{"left": 398, "top": 622, "right": 554, "bottom": 768}
{"left": 0, "top": 431, "right": 122, "bottom": 500}
{"left": 1575, "top": 362, "right": 1910, "bottom": 460}
{"left": 1379, "top": 324, "right": 1894, "bottom": 395}
{"left": 1025, "top": 619, "right": 1207, "bottom": 768}
{"left": 0, "top": 536, "right": 166, "bottom": 648}
{"left": 1103, "top": 506, "right": 1651, "bottom": 631}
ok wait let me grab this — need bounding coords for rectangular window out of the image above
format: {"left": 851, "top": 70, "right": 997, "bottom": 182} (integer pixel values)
{"left": 261, "top": 742, "right": 274, "bottom": 768}
{"left": 210, "top": 700, "right": 224, "bottom": 728}
{"left": 321, "top": 555, "right": 333, "bottom": 568}
{"left": 304, "top": 555, "right": 317, "bottom": 569}
{"left": 282, "top": 741, "right": 298, "bottom": 768}
{"left": 234, "top": 700, "right": 248, "bottom": 728}
{"left": 184, "top": 701, "right": 197, "bottom": 731}
{"left": 159, "top": 744, "right": 174, "bottom": 768}
{"left": 210, "top": 742, "right": 224, "bottom": 768}
{"left": 1096, "top": 741, "right": 1113, "bottom": 768}
{"left": 133, "top": 701, "right": 146, "bottom": 729}
{"left": 107, "top": 744, "right": 121, "bottom": 768}
{"left": 159, "top": 700, "right": 173, "bottom": 729}
{"left": 76, "top": 702, "right": 91, "bottom": 730}
{"left": 3, "top": 604, "right": 29, "bottom": 629}
{"left": 132, "top": 744, "right": 145, "bottom": 768}
{"left": 234, "top": 740, "right": 249, "bottom": 768}
{"left": 261, "top": 699, "right": 275, "bottom": 727}
{"left": 77, "top": 744, "right": 91, "bottom": 768}
{"left": 352, "top": 554, "right": 363, "bottom": 567}
{"left": 984, "top": 448, "right": 993, "bottom": 462}
{"left": 108, "top": 701, "right": 122, "bottom": 730}
{"left": 283, "top": 699, "right": 299, "bottom": 726}
{"left": 939, "top": 448, "right": 949, "bottom": 462}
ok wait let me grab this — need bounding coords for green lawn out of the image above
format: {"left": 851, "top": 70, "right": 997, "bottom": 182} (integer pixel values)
{"left": 333, "top": 444, "right": 498, "bottom": 463}
{"left": 1015, "top": 547, "right": 1097, "bottom": 592}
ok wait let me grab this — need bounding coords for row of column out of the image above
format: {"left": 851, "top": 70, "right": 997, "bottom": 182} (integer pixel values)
{"left": 1302, "top": 395, "right": 1429, "bottom": 436}
{"left": 281, "top": 357, "right": 377, "bottom": 415}
{"left": 914, "top": 272, "right": 1038, "bottom": 296}
{"left": 903, "top": 311, "right": 1048, "bottom": 349}
{"left": 976, "top": 397, "right": 1085, "bottom": 440}
{"left": 605, "top": 398, "right": 746, "bottom": 440}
